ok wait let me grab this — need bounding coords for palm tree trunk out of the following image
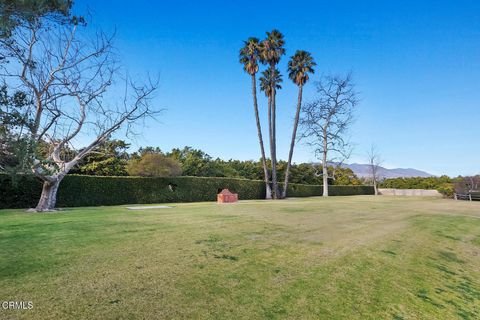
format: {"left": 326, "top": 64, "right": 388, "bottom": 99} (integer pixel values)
{"left": 271, "top": 87, "right": 278, "bottom": 199}
{"left": 251, "top": 75, "right": 272, "bottom": 199}
{"left": 282, "top": 84, "right": 303, "bottom": 198}
{"left": 267, "top": 93, "right": 276, "bottom": 199}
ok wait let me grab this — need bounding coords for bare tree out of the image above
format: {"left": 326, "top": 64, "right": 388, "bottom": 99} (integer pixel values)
{"left": 366, "top": 144, "right": 383, "bottom": 195}
{"left": 312, "top": 161, "right": 349, "bottom": 187}
{"left": 454, "top": 175, "right": 480, "bottom": 194}
{"left": 300, "top": 74, "right": 358, "bottom": 197}
{"left": 0, "top": 17, "right": 158, "bottom": 211}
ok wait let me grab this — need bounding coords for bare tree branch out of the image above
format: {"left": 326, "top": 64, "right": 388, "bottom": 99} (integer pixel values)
{"left": 366, "top": 143, "right": 383, "bottom": 195}
{"left": 300, "top": 73, "right": 358, "bottom": 196}
{"left": 0, "top": 17, "right": 160, "bottom": 211}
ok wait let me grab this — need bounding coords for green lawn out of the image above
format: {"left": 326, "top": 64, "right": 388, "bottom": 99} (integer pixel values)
{"left": 1, "top": 196, "right": 480, "bottom": 319}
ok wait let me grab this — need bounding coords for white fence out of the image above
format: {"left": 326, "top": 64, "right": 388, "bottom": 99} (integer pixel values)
{"left": 378, "top": 188, "right": 442, "bottom": 197}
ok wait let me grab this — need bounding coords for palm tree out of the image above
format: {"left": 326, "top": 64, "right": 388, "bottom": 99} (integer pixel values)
{"left": 259, "top": 29, "right": 285, "bottom": 199}
{"left": 239, "top": 37, "right": 272, "bottom": 199}
{"left": 260, "top": 30, "right": 286, "bottom": 68}
{"left": 259, "top": 68, "right": 282, "bottom": 198}
{"left": 259, "top": 68, "right": 282, "bottom": 97}
{"left": 282, "top": 50, "right": 316, "bottom": 198}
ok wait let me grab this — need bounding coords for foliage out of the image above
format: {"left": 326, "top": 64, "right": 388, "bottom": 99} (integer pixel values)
{"left": 64, "top": 144, "right": 363, "bottom": 185}
{"left": 379, "top": 175, "right": 461, "bottom": 198}
{"left": 287, "top": 50, "right": 316, "bottom": 86}
{"left": 0, "top": 174, "right": 41, "bottom": 208}
{"left": 259, "top": 29, "right": 285, "bottom": 66}
{"left": 259, "top": 68, "right": 282, "bottom": 97}
{"left": 286, "top": 183, "right": 373, "bottom": 197}
{"left": 162, "top": 146, "right": 362, "bottom": 185}
{"left": 126, "top": 153, "right": 182, "bottom": 177}
{"left": 0, "top": 85, "right": 34, "bottom": 171}
{"left": 239, "top": 37, "right": 261, "bottom": 75}
{"left": 0, "top": 174, "right": 374, "bottom": 208}
{"left": 70, "top": 140, "right": 130, "bottom": 176}
{"left": 378, "top": 175, "right": 480, "bottom": 198}
{"left": 0, "top": 0, "right": 73, "bottom": 38}
{"left": 437, "top": 183, "right": 455, "bottom": 198}
{"left": 379, "top": 176, "right": 454, "bottom": 190}
{"left": 330, "top": 167, "right": 362, "bottom": 185}
{"left": 167, "top": 147, "right": 224, "bottom": 177}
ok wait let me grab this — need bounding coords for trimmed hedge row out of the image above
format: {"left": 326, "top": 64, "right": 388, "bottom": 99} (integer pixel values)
{"left": 0, "top": 174, "right": 374, "bottom": 209}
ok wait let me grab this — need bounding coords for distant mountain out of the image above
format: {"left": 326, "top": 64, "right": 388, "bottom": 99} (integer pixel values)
{"left": 339, "top": 163, "right": 434, "bottom": 179}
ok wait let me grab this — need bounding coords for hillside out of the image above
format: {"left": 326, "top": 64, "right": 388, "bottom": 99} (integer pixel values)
{"left": 340, "top": 163, "right": 434, "bottom": 179}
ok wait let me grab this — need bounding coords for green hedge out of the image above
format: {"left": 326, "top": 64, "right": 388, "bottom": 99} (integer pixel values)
{"left": 0, "top": 175, "right": 42, "bottom": 209}
{"left": 0, "top": 174, "right": 374, "bottom": 209}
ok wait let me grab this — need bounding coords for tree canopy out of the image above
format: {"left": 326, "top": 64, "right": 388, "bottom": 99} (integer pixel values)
{"left": 126, "top": 153, "right": 182, "bottom": 177}
{"left": 0, "top": 0, "right": 73, "bottom": 37}
{"left": 71, "top": 142, "right": 362, "bottom": 185}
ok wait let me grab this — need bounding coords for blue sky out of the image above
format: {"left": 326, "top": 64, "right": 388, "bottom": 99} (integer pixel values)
{"left": 74, "top": 0, "right": 480, "bottom": 176}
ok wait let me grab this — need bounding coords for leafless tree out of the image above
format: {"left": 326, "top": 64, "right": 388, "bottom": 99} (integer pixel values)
{"left": 454, "top": 175, "right": 480, "bottom": 194}
{"left": 366, "top": 144, "right": 383, "bottom": 195}
{"left": 300, "top": 74, "right": 358, "bottom": 196}
{"left": 0, "top": 18, "right": 159, "bottom": 211}
{"left": 312, "top": 161, "right": 348, "bottom": 186}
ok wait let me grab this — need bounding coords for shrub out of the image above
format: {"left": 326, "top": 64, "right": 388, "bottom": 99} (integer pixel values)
{"left": 437, "top": 183, "right": 455, "bottom": 198}
{"left": 379, "top": 176, "right": 452, "bottom": 190}
{"left": 0, "top": 174, "right": 374, "bottom": 209}
{"left": 126, "top": 153, "right": 182, "bottom": 177}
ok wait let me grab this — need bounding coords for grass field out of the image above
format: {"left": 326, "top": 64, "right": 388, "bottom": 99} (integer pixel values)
{"left": 1, "top": 196, "right": 479, "bottom": 319}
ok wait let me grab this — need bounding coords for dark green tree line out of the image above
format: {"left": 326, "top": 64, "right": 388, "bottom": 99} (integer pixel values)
{"left": 70, "top": 143, "right": 361, "bottom": 185}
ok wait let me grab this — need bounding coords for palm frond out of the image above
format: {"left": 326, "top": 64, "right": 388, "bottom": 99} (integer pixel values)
{"left": 259, "top": 68, "right": 282, "bottom": 97}
{"left": 287, "top": 50, "right": 316, "bottom": 86}
{"left": 259, "top": 29, "right": 285, "bottom": 66}
{"left": 239, "top": 37, "right": 261, "bottom": 75}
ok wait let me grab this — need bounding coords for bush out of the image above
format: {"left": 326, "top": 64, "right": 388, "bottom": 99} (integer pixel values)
{"left": 0, "top": 174, "right": 374, "bottom": 209}
{"left": 379, "top": 176, "right": 452, "bottom": 190}
{"left": 437, "top": 183, "right": 455, "bottom": 198}
{"left": 126, "top": 153, "right": 182, "bottom": 177}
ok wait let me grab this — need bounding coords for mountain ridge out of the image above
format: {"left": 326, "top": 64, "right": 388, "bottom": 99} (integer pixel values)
{"left": 340, "top": 163, "right": 434, "bottom": 178}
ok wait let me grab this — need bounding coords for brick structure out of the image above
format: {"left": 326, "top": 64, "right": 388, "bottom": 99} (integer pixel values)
{"left": 217, "top": 189, "right": 238, "bottom": 203}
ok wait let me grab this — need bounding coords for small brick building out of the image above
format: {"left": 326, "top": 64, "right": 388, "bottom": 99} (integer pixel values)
{"left": 217, "top": 189, "right": 238, "bottom": 203}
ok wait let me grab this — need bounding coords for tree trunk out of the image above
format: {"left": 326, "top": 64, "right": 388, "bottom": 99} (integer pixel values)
{"left": 271, "top": 87, "right": 278, "bottom": 199}
{"left": 282, "top": 84, "right": 303, "bottom": 198}
{"left": 34, "top": 177, "right": 63, "bottom": 211}
{"left": 251, "top": 75, "right": 272, "bottom": 199}
{"left": 373, "top": 179, "right": 378, "bottom": 195}
{"left": 267, "top": 93, "right": 276, "bottom": 199}
{"left": 322, "top": 151, "right": 329, "bottom": 197}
